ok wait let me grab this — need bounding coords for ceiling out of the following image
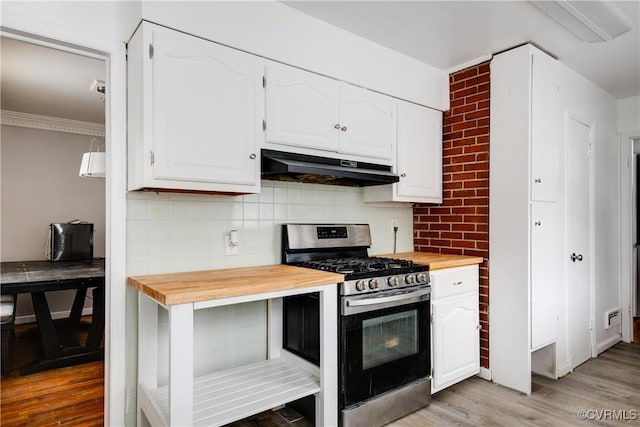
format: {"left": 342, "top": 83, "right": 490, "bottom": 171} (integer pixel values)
{"left": 0, "top": 37, "right": 105, "bottom": 124}
{"left": 284, "top": 0, "right": 640, "bottom": 100}
{"left": 0, "top": 1, "right": 637, "bottom": 127}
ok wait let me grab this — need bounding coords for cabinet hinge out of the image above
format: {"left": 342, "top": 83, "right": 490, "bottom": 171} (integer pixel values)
{"left": 263, "top": 119, "right": 266, "bottom": 131}
{"left": 588, "top": 143, "right": 593, "bottom": 158}
{"left": 589, "top": 319, "right": 594, "bottom": 331}
{"left": 431, "top": 368, "right": 434, "bottom": 378}
{"left": 149, "top": 44, "right": 154, "bottom": 59}
{"left": 150, "top": 151, "right": 155, "bottom": 166}
{"left": 262, "top": 75, "right": 266, "bottom": 88}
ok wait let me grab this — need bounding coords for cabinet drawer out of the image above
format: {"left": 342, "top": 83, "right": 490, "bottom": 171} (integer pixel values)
{"left": 430, "top": 265, "right": 478, "bottom": 299}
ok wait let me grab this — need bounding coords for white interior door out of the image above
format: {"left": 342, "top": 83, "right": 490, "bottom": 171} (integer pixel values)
{"left": 566, "top": 115, "right": 594, "bottom": 368}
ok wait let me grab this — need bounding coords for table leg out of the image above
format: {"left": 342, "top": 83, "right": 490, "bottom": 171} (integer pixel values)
{"left": 85, "top": 285, "right": 104, "bottom": 349}
{"left": 30, "top": 291, "right": 61, "bottom": 360}
{"left": 69, "top": 288, "right": 88, "bottom": 326}
{"left": 21, "top": 288, "right": 104, "bottom": 375}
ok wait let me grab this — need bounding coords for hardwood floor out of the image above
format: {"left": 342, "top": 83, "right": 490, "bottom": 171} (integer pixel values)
{"left": 0, "top": 322, "right": 104, "bottom": 427}
{"left": 1, "top": 330, "right": 638, "bottom": 427}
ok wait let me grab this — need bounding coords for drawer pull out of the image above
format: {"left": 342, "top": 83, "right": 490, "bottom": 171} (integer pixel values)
{"left": 453, "top": 281, "right": 463, "bottom": 286}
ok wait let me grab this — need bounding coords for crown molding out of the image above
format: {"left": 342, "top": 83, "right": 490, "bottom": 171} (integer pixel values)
{"left": 0, "top": 110, "right": 105, "bottom": 137}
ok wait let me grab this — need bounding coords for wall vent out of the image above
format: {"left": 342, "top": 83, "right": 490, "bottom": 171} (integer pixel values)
{"left": 604, "top": 308, "right": 621, "bottom": 330}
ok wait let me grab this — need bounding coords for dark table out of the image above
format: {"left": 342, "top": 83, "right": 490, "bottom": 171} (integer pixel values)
{"left": 0, "top": 258, "right": 105, "bottom": 375}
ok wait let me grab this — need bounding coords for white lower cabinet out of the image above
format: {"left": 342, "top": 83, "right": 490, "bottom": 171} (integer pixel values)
{"left": 430, "top": 265, "right": 480, "bottom": 393}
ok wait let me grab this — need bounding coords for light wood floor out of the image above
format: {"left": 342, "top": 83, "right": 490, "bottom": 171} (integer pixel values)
{"left": 1, "top": 324, "right": 638, "bottom": 426}
{"left": 390, "top": 342, "right": 640, "bottom": 427}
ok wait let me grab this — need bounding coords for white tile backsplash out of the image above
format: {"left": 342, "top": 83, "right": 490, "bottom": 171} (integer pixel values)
{"left": 124, "top": 180, "right": 413, "bottom": 422}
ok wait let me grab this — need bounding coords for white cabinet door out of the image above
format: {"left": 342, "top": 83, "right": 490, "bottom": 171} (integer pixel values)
{"left": 396, "top": 102, "right": 442, "bottom": 201}
{"left": 265, "top": 65, "right": 340, "bottom": 152}
{"left": 431, "top": 292, "right": 480, "bottom": 392}
{"left": 152, "top": 28, "right": 259, "bottom": 185}
{"left": 531, "top": 52, "right": 560, "bottom": 202}
{"left": 128, "top": 22, "right": 260, "bottom": 193}
{"left": 530, "top": 201, "right": 560, "bottom": 350}
{"left": 339, "top": 85, "right": 394, "bottom": 161}
{"left": 364, "top": 101, "right": 443, "bottom": 203}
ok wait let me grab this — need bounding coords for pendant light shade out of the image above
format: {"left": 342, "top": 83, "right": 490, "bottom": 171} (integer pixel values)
{"left": 79, "top": 138, "right": 105, "bottom": 178}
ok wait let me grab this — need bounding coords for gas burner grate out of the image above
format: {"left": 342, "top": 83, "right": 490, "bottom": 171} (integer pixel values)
{"left": 294, "top": 256, "right": 418, "bottom": 276}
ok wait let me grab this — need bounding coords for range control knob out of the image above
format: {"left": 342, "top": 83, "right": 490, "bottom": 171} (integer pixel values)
{"left": 369, "top": 279, "right": 379, "bottom": 290}
{"left": 355, "top": 280, "right": 367, "bottom": 292}
{"left": 416, "top": 273, "right": 428, "bottom": 283}
{"left": 405, "top": 274, "right": 416, "bottom": 284}
{"left": 387, "top": 276, "right": 398, "bottom": 287}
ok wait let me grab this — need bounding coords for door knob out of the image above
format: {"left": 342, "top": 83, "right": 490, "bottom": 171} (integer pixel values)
{"left": 334, "top": 124, "right": 341, "bottom": 129}
{"left": 571, "top": 253, "right": 584, "bottom": 262}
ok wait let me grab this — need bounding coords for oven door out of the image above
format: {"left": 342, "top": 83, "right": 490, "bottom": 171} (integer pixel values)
{"left": 340, "top": 286, "right": 431, "bottom": 408}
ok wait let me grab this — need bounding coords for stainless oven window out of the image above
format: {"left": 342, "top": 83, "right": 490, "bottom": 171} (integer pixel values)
{"left": 362, "top": 310, "right": 418, "bottom": 370}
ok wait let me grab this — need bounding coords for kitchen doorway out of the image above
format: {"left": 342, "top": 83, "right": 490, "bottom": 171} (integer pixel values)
{"left": 566, "top": 114, "right": 595, "bottom": 368}
{"left": 0, "top": 21, "right": 127, "bottom": 424}
{"left": 0, "top": 35, "right": 106, "bottom": 422}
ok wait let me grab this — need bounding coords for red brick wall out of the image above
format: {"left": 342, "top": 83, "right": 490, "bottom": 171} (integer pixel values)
{"left": 413, "top": 61, "right": 490, "bottom": 368}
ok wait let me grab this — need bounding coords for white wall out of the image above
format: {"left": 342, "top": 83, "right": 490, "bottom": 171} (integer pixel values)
{"left": 141, "top": 1, "right": 449, "bottom": 110}
{"left": 1, "top": 1, "right": 140, "bottom": 43}
{"left": 0, "top": 125, "right": 106, "bottom": 318}
{"left": 124, "top": 183, "right": 413, "bottom": 425}
{"left": 619, "top": 96, "right": 640, "bottom": 134}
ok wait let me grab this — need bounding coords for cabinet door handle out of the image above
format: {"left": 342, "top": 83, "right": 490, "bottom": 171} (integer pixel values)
{"left": 401, "top": 173, "right": 407, "bottom": 178}
{"left": 249, "top": 153, "right": 257, "bottom": 160}
{"left": 341, "top": 126, "right": 348, "bottom": 132}
{"left": 477, "top": 324, "right": 482, "bottom": 330}
{"left": 534, "top": 178, "right": 542, "bottom": 183}
{"left": 534, "top": 221, "right": 541, "bottom": 226}
{"left": 334, "top": 124, "right": 341, "bottom": 129}
{"left": 453, "top": 281, "right": 463, "bottom": 286}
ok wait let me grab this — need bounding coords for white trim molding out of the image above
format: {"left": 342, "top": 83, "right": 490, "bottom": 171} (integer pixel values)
{"left": 0, "top": 110, "right": 105, "bottom": 137}
{"left": 477, "top": 366, "right": 491, "bottom": 381}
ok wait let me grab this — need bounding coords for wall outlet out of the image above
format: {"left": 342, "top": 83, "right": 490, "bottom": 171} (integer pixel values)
{"left": 224, "top": 234, "right": 239, "bottom": 256}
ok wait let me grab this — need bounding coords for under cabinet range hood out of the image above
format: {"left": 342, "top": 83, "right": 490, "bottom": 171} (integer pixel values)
{"left": 261, "top": 149, "right": 399, "bottom": 187}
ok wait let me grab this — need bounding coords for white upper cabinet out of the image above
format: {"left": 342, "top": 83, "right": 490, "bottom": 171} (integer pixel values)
{"left": 364, "top": 101, "right": 443, "bottom": 203}
{"left": 338, "top": 85, "right": 395, "bottom": 160}
{"left": 531, "top": 53, "right": 560, "bottom": 202}
{"left": 264, "top": 65, "right": 340, "bottom": 152}
{"left": 128, "top": 22, "right": 261, "bottom": 193}
{"left": 265, "top": 65, "right": 394, "bottom": 162}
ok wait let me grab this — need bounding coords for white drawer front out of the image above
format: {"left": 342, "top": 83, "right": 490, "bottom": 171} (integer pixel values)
{"left": 430, "top": 265, "right": 479, "bottom": 299}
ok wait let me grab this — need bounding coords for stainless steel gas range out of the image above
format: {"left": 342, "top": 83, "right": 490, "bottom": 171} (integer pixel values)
{"left": 282, "top": 224, "right": 431, "bottom": 427}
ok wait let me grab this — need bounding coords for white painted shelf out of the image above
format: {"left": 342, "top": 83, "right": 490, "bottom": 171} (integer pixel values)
{"left": 142, "top": 358, "right": 320, "bottom": 426}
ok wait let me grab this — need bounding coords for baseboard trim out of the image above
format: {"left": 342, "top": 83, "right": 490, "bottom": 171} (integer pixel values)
{"left": 557, "top": 360, "right": 572, "bottom": 378}
{"left": 596, "top": 334, "right": 622, "bottom": 355}
{"left": 477, "top": 367, "right": 491, "bottom": 381}
{"left": 15, "top": 307, "right": 93, "bottom": 325}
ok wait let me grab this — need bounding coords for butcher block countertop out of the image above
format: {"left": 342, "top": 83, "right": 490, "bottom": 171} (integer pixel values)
{"left": 128, "top": 264, "right": 344, "bottom": 305}
{"left": 381, "top": 252, "right": 484, "bottom": 270}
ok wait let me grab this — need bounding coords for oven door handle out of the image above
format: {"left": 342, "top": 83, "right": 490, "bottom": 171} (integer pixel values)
{"left": 343, "top": 287, "right": 430, "bottom": 315}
